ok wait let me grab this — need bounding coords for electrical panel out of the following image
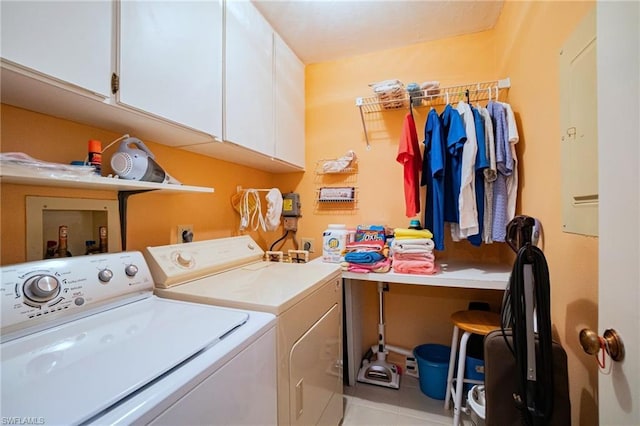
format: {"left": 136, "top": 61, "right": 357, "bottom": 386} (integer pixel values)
{"left": 282, "top": 192, "right": 302, "bottom": 217}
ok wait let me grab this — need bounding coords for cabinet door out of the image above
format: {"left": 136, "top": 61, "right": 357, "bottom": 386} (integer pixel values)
{"left": 0, "top": 1, "right": 112, "bottom": 98}
{"left": 118, "top": 0, "right": 222, "bottom": 137}
{"left": 274, "top": 34, "right": 306, "bottom": 168}
{"left": 225, "top": 0, "right": 274, "bottom": 157}
{"left": 289, "top": 304, "right": 341, "bottom": 426}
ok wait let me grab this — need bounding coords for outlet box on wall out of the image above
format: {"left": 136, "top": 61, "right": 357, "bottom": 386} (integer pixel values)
{"left": 301, "top": 238, "right": 315, "bottom": 253}
{"left": 177, "top": 225, "right": 194, "bottom": 243}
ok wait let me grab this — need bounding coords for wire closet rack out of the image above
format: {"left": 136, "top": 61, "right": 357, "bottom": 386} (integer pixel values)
{"left": 355, "top": 77, "right": 511, "bottom": 149}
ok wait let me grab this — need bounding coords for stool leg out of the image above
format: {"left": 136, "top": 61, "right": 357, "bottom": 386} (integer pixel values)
{"left": 444, "top": 325, "right": 460, "bottom": 410}
{"left": 452, "top": 331, "right": 471, "bottom": 426}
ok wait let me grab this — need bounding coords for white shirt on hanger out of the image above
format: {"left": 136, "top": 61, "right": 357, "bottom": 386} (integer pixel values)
{"left": 501, "top": 102, "right": 519, "bottom": 222}
{"left": 479, "top": 106, "right": 496, "bottom": 244}
{"left": 452, "top": 101, "right": 479, "bottom": 240}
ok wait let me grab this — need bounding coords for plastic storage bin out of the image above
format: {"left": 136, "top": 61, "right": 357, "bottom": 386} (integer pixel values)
{"left": 414, "top": 344, "right": 451, "bottom": 400}
{"left": 465, "top": 355, "right": 485, "bottom": 392}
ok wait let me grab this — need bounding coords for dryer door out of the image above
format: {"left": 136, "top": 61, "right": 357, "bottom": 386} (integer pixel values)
{"left": 289, "top": 303, "right": 341, "bottom": 426}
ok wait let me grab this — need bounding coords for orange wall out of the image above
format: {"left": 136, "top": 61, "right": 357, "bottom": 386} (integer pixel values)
{"left": 492, "top": 2, "right": 597, "bottom": 424}
{"left": 277, "top": 1, "right": 598, "bottom": 424}
{"left": 276, "top": 30, "right": 513, "bottom": 361}
{"left": 1, "top": 2, "right": 598, "bottom": 423}
{"left": 0, "top": 104, "right": 282, "bottom": 265}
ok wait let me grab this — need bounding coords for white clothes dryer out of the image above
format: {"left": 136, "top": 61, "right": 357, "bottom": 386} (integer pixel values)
{"left": 145, "top": 236, "right": 344, "bottom": 426}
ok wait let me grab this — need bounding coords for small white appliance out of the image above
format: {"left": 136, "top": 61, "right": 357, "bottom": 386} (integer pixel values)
{"left": 110, "top": 136, "right": 181, "bottom": 184}
{"left": 144, "top": 236, "right": 344, "bottom": 426}
{"left": 0, "top": 251, "right": 277, "bottom": 425}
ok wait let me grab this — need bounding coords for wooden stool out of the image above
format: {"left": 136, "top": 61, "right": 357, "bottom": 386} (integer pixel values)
{"left": 444, "top": 310, "right": 501, "bottom": 426}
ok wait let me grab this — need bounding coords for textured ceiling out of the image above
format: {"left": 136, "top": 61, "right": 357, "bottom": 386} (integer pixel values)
{"left": 252, "top": 0, "right": 505, "bottom": 64}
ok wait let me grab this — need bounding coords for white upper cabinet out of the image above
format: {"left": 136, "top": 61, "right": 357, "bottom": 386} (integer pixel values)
{"left": 274, "top": 34, "right": 305, "bottom": 168}
{"left": 0, "top": 1, "right": 112, "bottom": 99}
{"left": 224, "top": 0, "right": 275, "bottom": 157}
{"left": 0, "top": 0, "right": 303, "bottom": 172}
{"left": 117, "top": 0, "right": 223, "bottom": 138}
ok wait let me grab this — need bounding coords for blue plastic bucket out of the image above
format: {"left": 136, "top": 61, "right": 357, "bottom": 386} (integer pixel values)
{"left": 414, "top": 344, "right": 451, "bottom": 400}
{"left": 465, "top": 356, "right": 485, "bottom": 392}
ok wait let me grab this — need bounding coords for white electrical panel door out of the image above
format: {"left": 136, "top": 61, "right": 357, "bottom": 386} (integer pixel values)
{"left": 274, "top": 34, "right": 306, "bottom": 168}
{"left": 118, "top": 1, "right": 223, "bottom": 138}
{"left": 0, "top": 1, "right": 112, "bottom": 98}
{"left": 560, "top": 8, "right": 598, "bottom": 236}
{"left": 225, "top": 0, "right": 275, "bottom": 157}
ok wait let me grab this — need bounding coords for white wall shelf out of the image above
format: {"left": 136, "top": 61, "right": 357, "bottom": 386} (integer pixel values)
{"left": 1, "top": 168, "right": 214, "bottom": 251}
{"left": 0, "top": 169, "right": 214, "bottom": 194}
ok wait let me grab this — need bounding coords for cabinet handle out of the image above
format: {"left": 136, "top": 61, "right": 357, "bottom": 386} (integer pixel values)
{"left": 111, "top": 73, "right": 120, "bottom": 95}
{"left": 295, "top": 378, "right": 303, "bottom": 418}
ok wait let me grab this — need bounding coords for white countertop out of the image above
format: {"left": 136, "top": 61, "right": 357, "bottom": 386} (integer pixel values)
{"left": 338, "top": 260, "right": 511, "bottom": 290}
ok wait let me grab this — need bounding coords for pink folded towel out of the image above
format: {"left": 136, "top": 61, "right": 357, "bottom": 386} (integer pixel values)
{"left": 392, "top": 259, "right": 437, "bottom": 275}
{"left": 393, "top": 252, "right": 435, "bottom": 262}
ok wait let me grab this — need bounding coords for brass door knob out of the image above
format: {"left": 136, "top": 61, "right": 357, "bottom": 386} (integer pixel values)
{"left": 579, "top": 328, "right": 625, "bottom": 362}
{"left": 579, "top": 328, "right": 600, "bottom": 355}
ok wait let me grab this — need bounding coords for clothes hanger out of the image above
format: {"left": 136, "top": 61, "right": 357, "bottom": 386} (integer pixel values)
{"left": 409, "top": 95, "right": 414, "bottom": 119}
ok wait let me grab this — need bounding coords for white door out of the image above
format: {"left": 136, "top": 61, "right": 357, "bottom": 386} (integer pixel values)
{"left": 597, "top": 2, "right": 639, "bottom": 424}
{"left": 274, "top": 33, "right": 306, "bottom": 168}
{"left": 118, "top": 0, "right": 223, "bottom": 137}
{"left": 0, "top": 1, "right": 112, "bottom": 98}
{"left": 225, "top": 0, "right": 275, "bottom": 157}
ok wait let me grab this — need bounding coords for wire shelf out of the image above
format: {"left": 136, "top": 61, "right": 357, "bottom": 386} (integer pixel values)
{"left": 355, "top": 78, "right": 511, "bottom": 150}
{"left": 356, "top": 77, "right": 511, "bottom": 114}
{"left": 315, "top": 158, "right": 358, "bottom": 175}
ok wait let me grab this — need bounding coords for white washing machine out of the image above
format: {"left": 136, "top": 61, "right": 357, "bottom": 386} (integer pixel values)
{"left": 0, "top": 251, "right": 277, "bottom": 425}
{"left": 145, "top": 235, "right": 343, "bottom": 426}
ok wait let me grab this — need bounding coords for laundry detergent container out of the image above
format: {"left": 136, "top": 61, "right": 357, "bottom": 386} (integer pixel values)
{"left": 414, "top": 344, "right": 451, "bottom": 400}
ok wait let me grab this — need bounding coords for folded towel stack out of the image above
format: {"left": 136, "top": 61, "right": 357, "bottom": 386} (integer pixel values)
{"left": 341, "top": 239, "right": 391, "bottom": 273}
{"left": 369, "top": 79, "right": 407, "bottom": 110}
{"left": 391, "top": 228, "right": 437, "bottom": 275}
{"left": 420, "top": 80, "right": 441, "bottom": 96}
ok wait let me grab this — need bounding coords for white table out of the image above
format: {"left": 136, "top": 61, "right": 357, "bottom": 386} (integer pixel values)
{"left": 342, "top": 261, "right": 511, "bottom": 385}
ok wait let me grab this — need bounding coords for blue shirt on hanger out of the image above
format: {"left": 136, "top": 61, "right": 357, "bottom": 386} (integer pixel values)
{"left": 421, "top": 108, "right": 446, "bottom": 251}
{"left": 440, "top": 104, "right": 467, "bottom": 225}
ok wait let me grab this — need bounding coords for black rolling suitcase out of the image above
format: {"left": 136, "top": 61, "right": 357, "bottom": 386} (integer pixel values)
{"left": 484, "top": 329, "right": 571, "bottom": 426}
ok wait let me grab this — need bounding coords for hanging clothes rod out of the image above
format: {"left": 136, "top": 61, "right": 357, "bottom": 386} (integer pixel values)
{"left": 355, "top": 77, "right": 511, "bottom": 148}
{"left": 236, "top": 186, "right": 274, "bottom": 193}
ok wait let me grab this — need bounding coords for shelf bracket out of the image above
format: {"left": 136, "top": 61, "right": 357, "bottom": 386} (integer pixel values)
{"left": 118, "top": 190, "right": 155, "bottom": 250}
{"left": 355, "top": 97, "right": 371, "bottom": 150}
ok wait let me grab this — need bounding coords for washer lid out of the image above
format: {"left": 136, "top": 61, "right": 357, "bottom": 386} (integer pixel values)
{"left": 156, "top": 261, "right": 341, "bottom": 315}
{"left": 1, "top": 297, "right": 248, "bottom": 425}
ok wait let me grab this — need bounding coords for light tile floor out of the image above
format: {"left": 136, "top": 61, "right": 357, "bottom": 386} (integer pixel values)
{"left": 342, "top": 376, "right": 475, "bottom": 426}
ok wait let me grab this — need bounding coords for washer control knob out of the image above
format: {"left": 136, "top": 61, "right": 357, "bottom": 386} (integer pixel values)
{"left": 98, "top": 269, "right": 114, "bottom": 283}
{"left": 25, "top": 275, "right": 60, "bottom": 302}
{"left": 124, "top": 264, "right": 138, "bottom": 277}
{"left": 176, "top": 251, "right": 194, "bottom": 268}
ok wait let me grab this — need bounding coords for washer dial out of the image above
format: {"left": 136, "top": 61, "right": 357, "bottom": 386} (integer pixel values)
{"left": 98, "top": 269, "right": 114, "bottom": 283}
{"left": 23, "top": 275, "right": 61, "bottom": 303}
{"left": 125, "top": 264, "right": 139, "bottom": 277}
